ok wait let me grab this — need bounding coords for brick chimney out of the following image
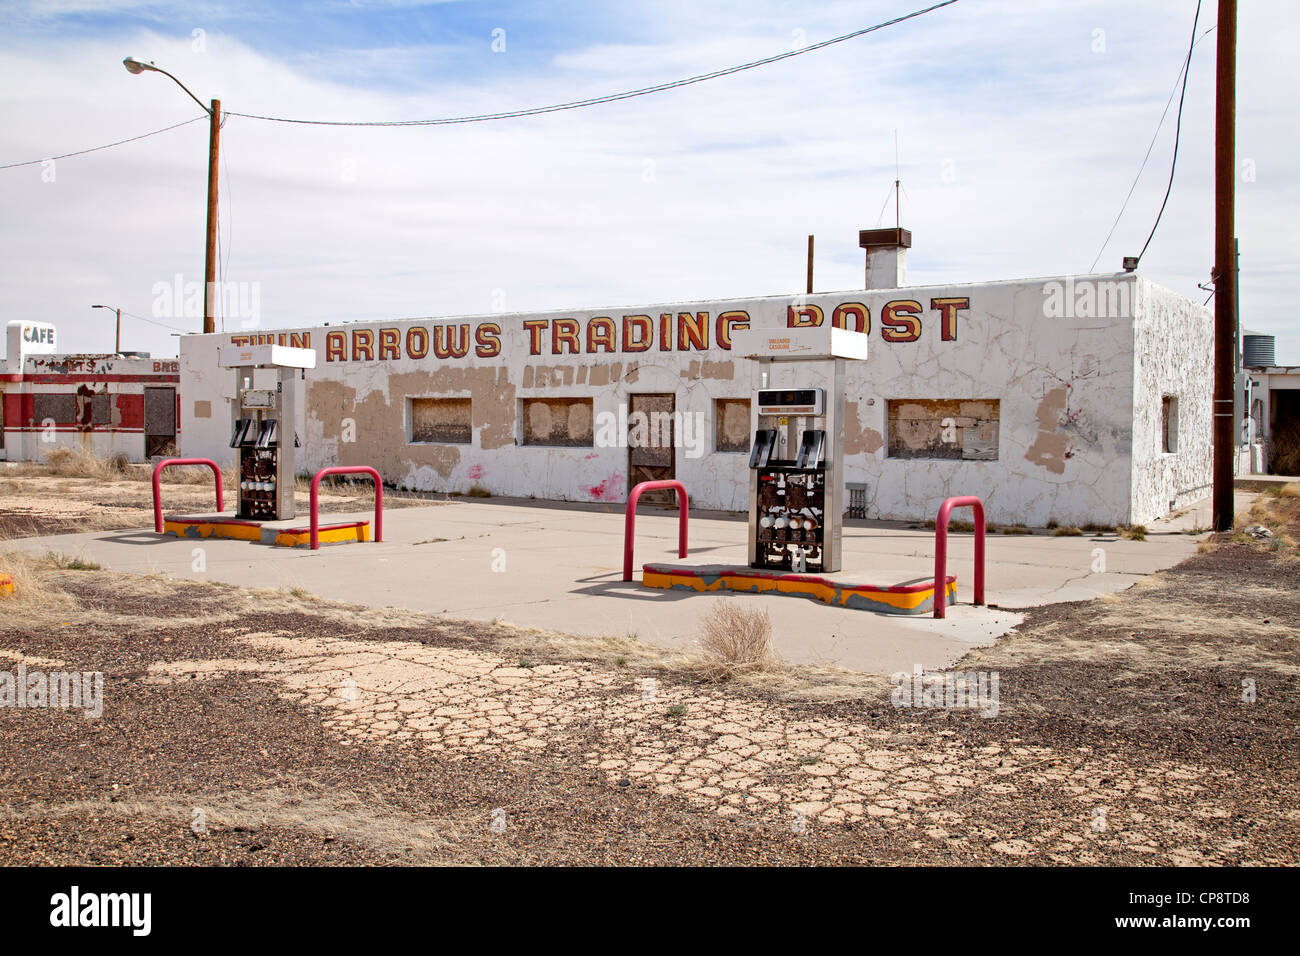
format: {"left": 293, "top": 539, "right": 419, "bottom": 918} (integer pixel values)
{"left": 859, "top": 227, "right": 911, "bottom": 290}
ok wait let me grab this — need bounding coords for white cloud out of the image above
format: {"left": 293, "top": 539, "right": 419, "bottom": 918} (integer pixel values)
{"left": 0, "top": 0, "right": 1296, "bottom": 362}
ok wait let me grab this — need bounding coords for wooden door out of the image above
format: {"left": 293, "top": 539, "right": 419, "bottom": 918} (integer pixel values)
{"left": 628, "top": 393, "right": 675, "bottom": 503}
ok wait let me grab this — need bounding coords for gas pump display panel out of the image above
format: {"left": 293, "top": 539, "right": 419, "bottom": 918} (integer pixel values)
{"left": 753, "top": 466, "right": 826, "bottom": 573}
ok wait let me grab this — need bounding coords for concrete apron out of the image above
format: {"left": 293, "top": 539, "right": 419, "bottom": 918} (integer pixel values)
{"left": 11, "top": 497, "right": 1205, "bottom": 674}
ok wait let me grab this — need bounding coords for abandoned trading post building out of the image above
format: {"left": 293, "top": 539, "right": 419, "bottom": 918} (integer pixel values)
{"left": 179, "top": 231, "right": 1212, "bottom": 528}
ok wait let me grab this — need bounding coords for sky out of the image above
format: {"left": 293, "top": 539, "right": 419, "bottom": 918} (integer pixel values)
{"left": 0, "top": 0, "right": 1296, "bottom": 362}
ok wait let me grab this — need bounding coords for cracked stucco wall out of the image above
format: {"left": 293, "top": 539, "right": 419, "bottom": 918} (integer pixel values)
{"left": 1129, "top": 277, "right": 1214, "bottom": 523}
{"left": 178, "top": 274, "right": 1206, "bottom": 524}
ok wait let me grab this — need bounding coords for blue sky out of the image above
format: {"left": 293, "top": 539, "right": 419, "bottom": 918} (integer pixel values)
{"left": 1, "top": 0, "right": 1296, "bottom": 360}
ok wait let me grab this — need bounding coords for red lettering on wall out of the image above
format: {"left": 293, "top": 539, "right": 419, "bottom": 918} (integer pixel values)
{"left": 523, "top": 320, "right": 548, "bottom": 356}
{"left": 351, "top": 329, "right": 374, "bottom": 362}
{"left": 787, "top": 304, "right": 824, "bottom": 328}
{"left": 552, "top": 319, "right": 581, "bottom": 355}
{"left": 880, "top": 300, "right": 923, "bottom": 342}
{"left": 623, "top": 315, "right": 652, "bottom": 353}
{"left": 378, "top": 328, "right": 401, "bottom": 360}
{"left": 716, "top": 311, "right": 749, "bottom": 350}
{"left": 931, "top": 297, "right": 969, "bottom": 342}
{"left": 677, "top": 312, "right": 708, "bottom": 351}
{"left": 406, "top": 326, "right": 429, "bottom": 359}
{"left": 325, "top": 331, "right": 346, "bottom": 362}
{"left": 289, "top": 332, "right": 311, "bottom": 349}
{"left": 475, "top": 322, "right": 502, "bottom": 358}
{"left": 832, "top": 302, "right": 869, "bottom": 334}
{"left": 434, "top": 323, "right": 471, "bottom": 359}
{"left": 587, "top": 317, "right": 616, "bottom": 353}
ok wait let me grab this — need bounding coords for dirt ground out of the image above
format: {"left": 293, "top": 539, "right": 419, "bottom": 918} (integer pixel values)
{"left": 0, "top": 470, "right": 425, "bottom": 539}
{"left": 1, "top": 480, "right": 1296, "bottom": 865}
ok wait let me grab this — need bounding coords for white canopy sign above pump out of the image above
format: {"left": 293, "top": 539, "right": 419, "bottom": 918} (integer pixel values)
{"left": 730, "top": 325, "right": 869, "bottom": 362}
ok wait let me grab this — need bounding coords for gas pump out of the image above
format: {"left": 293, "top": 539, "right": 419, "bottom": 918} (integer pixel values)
{"left": 218, "top": 344, "right": 316, "bottom": 521}
{"left": 731, "top": 326, "right": 868, "bottom": 574}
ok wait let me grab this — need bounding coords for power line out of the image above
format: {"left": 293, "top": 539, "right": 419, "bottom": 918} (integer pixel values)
{"left": 0, "top": 3, "right": 957, "bottom": 171}
{"left": 226, "top": 1, "right": 960, "bottom": 128}
{"left": 120, "top": 308, "right": 191, "bottom": 334}
{"left": 1135, "top": 0, "right": 1202, "bottom": 266}
{"left": 1088, "top": 3, "right": 1206, "bottom": 272}
{"left": 0, "top": 116, "right": 206, "bottom": 171}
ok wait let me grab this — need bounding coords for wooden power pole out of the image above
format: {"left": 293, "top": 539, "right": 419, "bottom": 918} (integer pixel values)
{"left": 1212, "top": 0, "right": 1237, "bottom": 531}
{"left": 806, "top": 235, "right": 814, "bottom": 295}
{"left": 203, "top": 98, "right": 221, "bottom": 335}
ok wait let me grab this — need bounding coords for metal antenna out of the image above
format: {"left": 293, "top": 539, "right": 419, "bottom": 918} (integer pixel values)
{"left": 894, "top": 129, "right": 901, "bottom": 228}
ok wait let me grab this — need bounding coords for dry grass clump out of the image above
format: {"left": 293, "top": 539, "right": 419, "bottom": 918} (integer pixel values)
{"left": 1117, "top": 524, "right": 1147, "bottom": 541}
{"left": 695, "top": 601, "right": 779, "bottom": 679}
{"left": 35, "top": 447, "right": 126, "bottom": 481}
{"left": 1052, "top": 525, "right": 1083, "bottom": 537}
{"left": 1235, "top": 493, "right": 1300, "bottom": 557}
{"left": 0, "top": 544, "right": 78, "bottom": 615}
{"left": 4, "top": 447, "right": 237, "bottom": 488}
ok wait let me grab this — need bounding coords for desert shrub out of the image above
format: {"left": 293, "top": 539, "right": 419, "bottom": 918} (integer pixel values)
{"left": 698, "top": 602, "right": 777, "bottom": 677}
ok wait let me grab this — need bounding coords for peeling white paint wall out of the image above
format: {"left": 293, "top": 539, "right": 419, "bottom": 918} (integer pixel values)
{"left": 1130, "top": 278, "right": 1214, "bottom": 522}
{"left": 1, "top": 354, "right": 178, "bottom": 462}
{"left": 179, "top": 273, "right": 1211, "bottom": 526}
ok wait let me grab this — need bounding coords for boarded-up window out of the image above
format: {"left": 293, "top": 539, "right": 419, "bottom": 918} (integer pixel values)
{"left": 522, "top": 397, "right": 593, "bottom": 446}
{"left": 887, "top": 399, "right": 1000, "bottom": 460}
{"left": 33, "top": 393, "right": 76, "bottom": 425}
{"left": 716, "top": 398, "right": 750, "bottom": 452}
{"left": 90, "top": 394, "right": 111, "bottom": 425}
{"left": 1162, "top": 396, "right": 1178, "bottom": 453}
{"left": 410, "top": 397, "right": 472, "bottom": 444}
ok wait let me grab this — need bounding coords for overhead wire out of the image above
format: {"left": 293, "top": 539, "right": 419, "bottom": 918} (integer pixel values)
{"left": 1087, "top": 5, "right": 1210, "bottom": 272}
{"left": 223, "top": 1, "right": 960, "bottom": 128}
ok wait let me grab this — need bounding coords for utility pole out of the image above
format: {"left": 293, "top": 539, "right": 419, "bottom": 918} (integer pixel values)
{"left": 806, "top": 235, "right": 814, "bottom": 295}
{"left": 204, "top": 98, "right": 221, "bottom": 335}
{"left": 1213, "top": 0, "right": 1237, "bottom": 531}
{"left": 91, "top": 304, "right": 122, "bottom": 353}
{"left": 123, "top": 58, "right": 220, "bottom": 335}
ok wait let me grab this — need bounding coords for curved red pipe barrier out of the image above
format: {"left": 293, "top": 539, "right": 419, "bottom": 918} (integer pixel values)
{"left": 934, "top": 495, "right": 985, "bottom": 618}
{"left": 623, "top": 480, "right": 689, "bottom": 581}
{"left": 310, "top": 466, "right": 383, "bottom": 551}
{"left": 152, "top": 458, "right": 224, "bottom": 533}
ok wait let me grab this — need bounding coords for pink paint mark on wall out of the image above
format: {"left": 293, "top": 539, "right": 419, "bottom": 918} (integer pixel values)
{"left": 588, "top": 473, "right": 625, "bottom": 502}
{"left": 584, "top": 453, "right": 599, "bottom": 460}
{"left": 466, "top": 464, "right": 484, "bottom": 479}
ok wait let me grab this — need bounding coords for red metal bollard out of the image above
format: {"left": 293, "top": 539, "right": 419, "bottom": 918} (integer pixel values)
{"left": 310, "top": 466, "right": 383, "bottom": 550}
{"left": 153, "top": 458, "right": 224, "bottom": 533}
{"left": 623, "top": 480, "right": 689, "bottom": 581}
{"left": 933, "top": 495, "right": 986, "bottom": 618}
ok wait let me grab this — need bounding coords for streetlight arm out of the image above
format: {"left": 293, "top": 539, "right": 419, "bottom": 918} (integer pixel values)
{"left": 149, "top": 66, "right": 211, "bottom": 114}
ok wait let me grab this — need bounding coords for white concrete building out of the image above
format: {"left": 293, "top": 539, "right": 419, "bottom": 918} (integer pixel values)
{"left": 1241, "top": 339, "right": 1300, "bottom": 476}
{"left": 178, "top": 234, "right": 1212, "bottom": 528}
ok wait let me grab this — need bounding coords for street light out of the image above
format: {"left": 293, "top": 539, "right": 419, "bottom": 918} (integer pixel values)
{"left": 91, "top": 304, "right": 121, "bottom": 353}
{"left": 122, "top": 55, "right": 220, "bottom": 336}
